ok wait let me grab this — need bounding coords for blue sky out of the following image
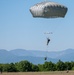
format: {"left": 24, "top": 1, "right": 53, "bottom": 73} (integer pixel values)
{"left": 0, "top": 0, "right": 74, "bottom": 51}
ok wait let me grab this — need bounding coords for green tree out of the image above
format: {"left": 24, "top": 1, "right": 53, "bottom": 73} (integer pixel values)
{"left": 71, "top": 61, "right": 74, "bottom": 70}
{"left": 2, "top": 63, "right": 17, "bottom": 72}
{"left": 38, "top": 64, "right": 44, "bottom": 71}
{"left": 72, "top": 67, "right": 74, "bottom": 70}
{"left": 56, "top": 60, "right": 65, "bottom": 71}
{"left": 43, "top": 61, "right": 56, "bottom": 71}
{"left": 0, "top": 64, "right": 3, "bottom": 73}
{"left": 32, "top": 64, "right": 39, "bottom": 71}
{"left": 64, "top": 62, "right": 72, "bottom": 70}
{"left": 16, "top": 60, "right": 32, "bottom": 72}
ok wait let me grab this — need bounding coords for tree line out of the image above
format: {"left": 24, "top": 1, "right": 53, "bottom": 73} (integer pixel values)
{"left": 0, "top": 60, "right": 74, "bottom": 72}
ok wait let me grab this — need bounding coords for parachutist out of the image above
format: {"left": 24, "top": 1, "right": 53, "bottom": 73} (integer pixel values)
{"left": 47, "top": 38, "right": 50, "bottom": 45}
{"left": 44, "top": 57, "right": 47, "bottom": 60}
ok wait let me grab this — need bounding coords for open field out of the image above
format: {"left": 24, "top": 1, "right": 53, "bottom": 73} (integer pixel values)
{"left": 1, "top": 71, "right": 74, "bottom": 75}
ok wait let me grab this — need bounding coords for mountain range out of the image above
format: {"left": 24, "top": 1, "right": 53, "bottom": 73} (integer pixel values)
{"left": 0, "top": 48, "right": 74, "bottom": 64}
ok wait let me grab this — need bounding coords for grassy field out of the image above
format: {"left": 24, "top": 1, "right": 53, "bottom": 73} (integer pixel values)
{"left": 0, "top": 71, "right": 74, "bottom": 75}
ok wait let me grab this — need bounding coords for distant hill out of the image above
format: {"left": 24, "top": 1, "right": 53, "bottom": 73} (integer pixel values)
{"left": 10, "top": 48, "right": 74, "bottom": 61}
{"left": 0, "top": 49, "right": 18, "bottom": 63}
{"left": 0, "top": 48, "right": 74, "bottom": 64}
{"left": 10, "top": 49, "right": 46, "bottom": 57}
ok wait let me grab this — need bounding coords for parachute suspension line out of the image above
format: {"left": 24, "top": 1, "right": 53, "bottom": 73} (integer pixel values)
{"left": 44, "top": 41, "right": 49, "bottom": 61}
{"left": 44, "top": 32, "right": 51, "bottom": 61}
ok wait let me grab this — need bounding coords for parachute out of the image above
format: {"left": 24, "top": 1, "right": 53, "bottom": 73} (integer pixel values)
{"left": 29, "top": 1, "right": 68, "bottom": 61}
{"left": 30, "top": 1, "right": 68, "bottom": 18}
